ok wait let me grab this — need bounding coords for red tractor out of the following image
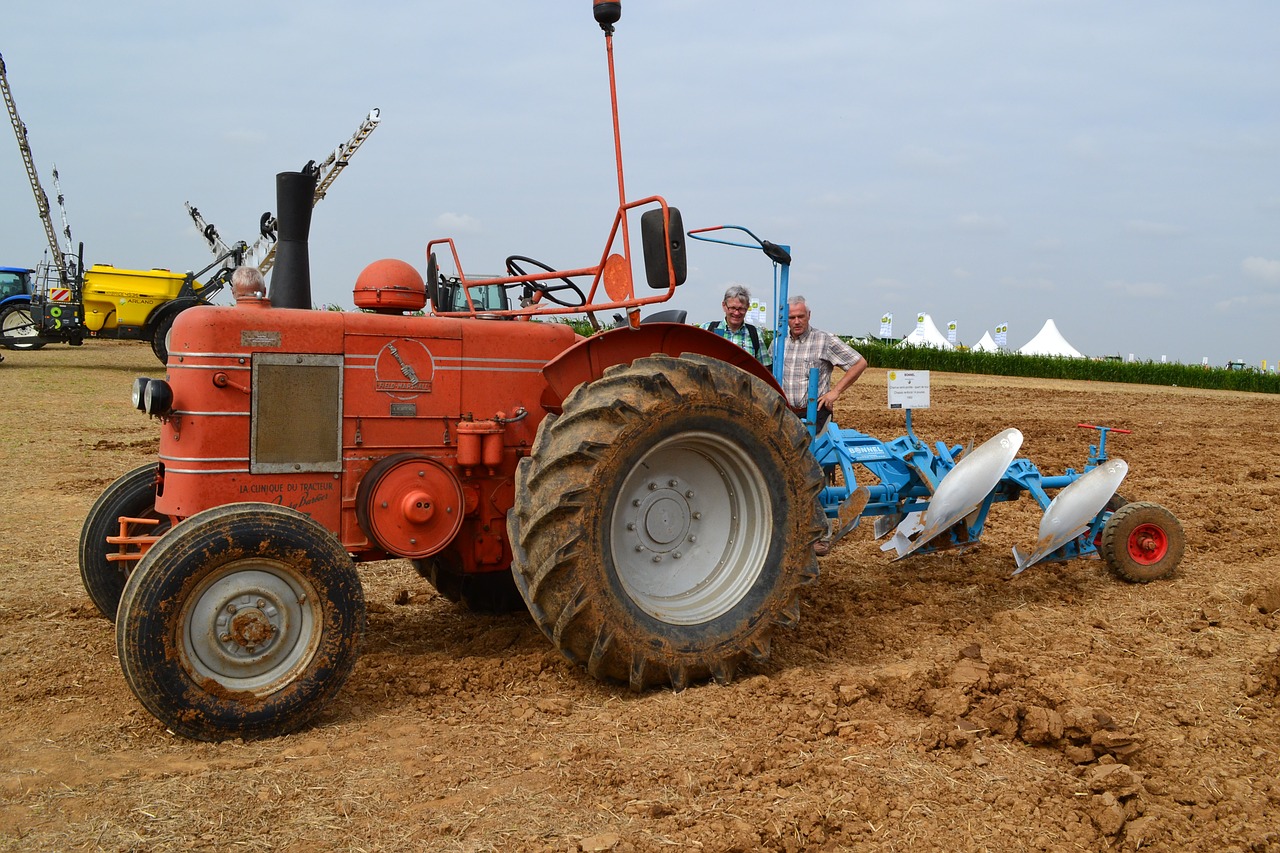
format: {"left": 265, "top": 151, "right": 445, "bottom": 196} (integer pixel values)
{"left": 81, "top": 1, "right": 824, "bottom": 741}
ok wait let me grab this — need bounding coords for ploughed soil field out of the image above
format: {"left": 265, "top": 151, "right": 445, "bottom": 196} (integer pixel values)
{"left": 2, "top": 340, "right": 1279, "bottom": 852}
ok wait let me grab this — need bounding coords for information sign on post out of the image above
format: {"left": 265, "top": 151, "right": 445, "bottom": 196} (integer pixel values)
{"left": 886, "top": 369, "right": 930, "bottom": 410}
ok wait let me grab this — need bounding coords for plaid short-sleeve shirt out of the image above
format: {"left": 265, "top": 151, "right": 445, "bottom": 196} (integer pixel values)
{"left": 782, "top": 327, "right": 862, "bottom": 408}
{"left": 696, "top": 321, "right": 772, "bottom": 368}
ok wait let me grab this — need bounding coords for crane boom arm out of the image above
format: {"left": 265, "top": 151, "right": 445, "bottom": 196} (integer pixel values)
{"left": 1, "top": 53, "right": 69, "bottom": 285}
{"left": 252, "top": 107, "right": 381, "bottom": 274}
{"left": 186, "top": 108, "right": 382, "bottom": 274}
{"left": 186, "top": 201, "right": 240, "bottom": 259}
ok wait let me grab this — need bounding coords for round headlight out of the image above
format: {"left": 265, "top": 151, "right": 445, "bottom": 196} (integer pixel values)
{"left": 131, "top": 377, "right": 151, "bottom": 412}
{"left": 143, "top": 379, "right": 173, "bottom": 416}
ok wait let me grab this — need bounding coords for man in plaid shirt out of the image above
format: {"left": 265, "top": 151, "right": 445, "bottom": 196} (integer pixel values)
{"left": 782, "top": 294, "right": 866, "bottom": 432}
{"left": 696, "top": 285, "right": 771, "bottom": 367}
{"left": 783, "top": 294, "right": 866, "bottom": 556}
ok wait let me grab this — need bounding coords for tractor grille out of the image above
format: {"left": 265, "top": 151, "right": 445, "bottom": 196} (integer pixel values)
{"left": 250, "top": 354, "right": 344, "bottom": 473}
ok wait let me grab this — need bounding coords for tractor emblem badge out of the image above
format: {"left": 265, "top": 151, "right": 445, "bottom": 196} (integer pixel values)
{"left": 375, "top": 339, "right": 434, "bottom": 398}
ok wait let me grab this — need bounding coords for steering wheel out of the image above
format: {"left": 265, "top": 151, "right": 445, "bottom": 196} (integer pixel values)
{"left": 505, "top": 255, "right": 588, "bottom": 308}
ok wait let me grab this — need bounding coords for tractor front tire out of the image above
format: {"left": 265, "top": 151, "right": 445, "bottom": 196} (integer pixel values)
{"left": 508, "top": 353, "right": 825, "bottom": 691}
{"left": 116, "top": 503, "right": 365, "bottom": 741}
{"left": 78, "top": 462, "right": 168, "bottom": 619}
{"left": 1100, "top": 501, "right": 1185, "bottom": 582}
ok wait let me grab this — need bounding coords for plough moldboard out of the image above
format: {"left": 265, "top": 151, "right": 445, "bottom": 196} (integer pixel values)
{"left": 814, "top": 413, "right": 1184, "bottom": 582}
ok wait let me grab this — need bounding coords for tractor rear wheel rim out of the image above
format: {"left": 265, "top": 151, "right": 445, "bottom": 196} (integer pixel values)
{"left": 180, "top": 559, "right": 322, "bottom": 695}
{"left": 1127, "top": 523, "right": 1168, "bottom": 565}
{"left": 610, "top": 430, "right": 771, "bottom": 625}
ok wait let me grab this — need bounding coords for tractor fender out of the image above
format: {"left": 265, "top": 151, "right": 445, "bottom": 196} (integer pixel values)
{"left": 0, "top": 294, "right": 31, "bottom": 310}
{"left": 541, "top": 322, "right": 782, "bottom": 411}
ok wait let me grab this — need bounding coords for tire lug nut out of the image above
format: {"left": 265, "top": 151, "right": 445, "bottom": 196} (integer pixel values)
{"left": 685, "top": 490, "right": 694, "bottom": 498}
{"left": 648, "top": 482, "right": 658, "bottom": 491}
{"left": 668, "top": 479, "right": 678, "bottom": 487}
{"left": 626, "top": 522, "right": 635, "bottom": 530}
{"left": 652, "top": 555, "right": 662, "bottom": 563}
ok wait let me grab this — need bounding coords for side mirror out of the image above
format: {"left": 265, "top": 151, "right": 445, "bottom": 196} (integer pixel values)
{"left": 426, "top": 252, "right": 440, "bottom": 309}
{"left": 641, "top": 206, "right": 686, "bottom": 290}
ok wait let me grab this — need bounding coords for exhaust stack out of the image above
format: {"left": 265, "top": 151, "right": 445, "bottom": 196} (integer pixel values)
{"left": 268, "top": 168, "right": 317, "bottom": 310}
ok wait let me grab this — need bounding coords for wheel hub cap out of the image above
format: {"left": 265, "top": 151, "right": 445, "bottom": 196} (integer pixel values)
{"left": 181, "top": 562, "right": 320, "bottom": 694}
{"left": 611, "top": 431, "right": 771, "bottom": 625}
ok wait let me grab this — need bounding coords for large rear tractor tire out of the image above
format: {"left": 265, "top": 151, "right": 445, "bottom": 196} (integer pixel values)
{"left": 1100, "top": 501, "right": 1185, "bottom": 582}
{"left": 508, "top": 353, "right": 825, "bottom": 691}
{"left": 78, "top": 462, "right": 169, "bottom": 619}
{"left": 116, "top": 503, "right": 365, "bottom": 741}
{"left": 0, "top": 303, "right": 46, "bottom": 350}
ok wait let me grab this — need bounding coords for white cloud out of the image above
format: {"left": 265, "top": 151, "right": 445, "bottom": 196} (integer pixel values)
{"left": 220, "top": 129, "right": 267, "bottom": 145}
{"left": 810, "top": 189, "right": 879, "bottom": 208}
{"left": 433, "top": 212, "right": 481, "bottom": 233}
{"left": 895, "top": 145, "right": 964, "bottom": 172}
{"left": 1065, "top": 135, "right": 1106, "bottom": 162}
{"left": 956, "top": 213, "right": 1006, "bottom": 233}
{"left": 1105, "top": 279, "right": 1170, "bottom": 298}
{"left": 1242, "top": 256, "right": 1280, "bottom": 283}
{"left": 1123, "top": 220, "right": 1187, "bottom": 237}
{"left": 1215, "top": 292, "right": 1280, "bottom": 312}
{"left": 1000, "top": 275, "right": 1055, "bottom": 292}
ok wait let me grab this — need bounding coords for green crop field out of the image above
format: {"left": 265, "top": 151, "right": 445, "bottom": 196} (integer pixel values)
{"left": 849, "top": 341, "right": 1279, "bottom": 394}
{"left": 547, "top": 319, "right": 1277, "bottom": 393}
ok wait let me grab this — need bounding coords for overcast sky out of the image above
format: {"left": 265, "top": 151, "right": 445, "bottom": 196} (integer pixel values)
{"left": 3, "top": 1, "right": 1278, "bottom": 368}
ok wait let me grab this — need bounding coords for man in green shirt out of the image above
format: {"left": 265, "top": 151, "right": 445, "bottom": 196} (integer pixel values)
{"left": 696, "top": 285, "right": 771, "bottom": 367}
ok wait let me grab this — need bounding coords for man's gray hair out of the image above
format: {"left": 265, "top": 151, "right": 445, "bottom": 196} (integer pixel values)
{"left": 231, "top": 266, "right": 266, "bottom": 290}
{"left": 723, "top": 284, "right": 750, "bottom": 304}
{"left": 788, "top": 294, "right": 809, "bottom": 309}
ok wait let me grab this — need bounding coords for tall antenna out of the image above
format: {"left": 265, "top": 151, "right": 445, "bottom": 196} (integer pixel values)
{"left": 0, "top": 52, "right": 71, "bottom": 285}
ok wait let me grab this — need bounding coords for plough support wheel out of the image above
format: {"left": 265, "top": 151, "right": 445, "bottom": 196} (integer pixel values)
{"left": 1100, "top": 501, "right": 1184, "bottom": 583}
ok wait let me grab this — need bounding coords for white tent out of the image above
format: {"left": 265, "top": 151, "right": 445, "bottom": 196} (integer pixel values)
{"left": 899, "top": 313, "right": 954, "bottom": 349}
{"left": 970, "top": 330, "right": 998, "bottom": 353}
{"left": 1018, "top": 319, "right": 1083, "bottom": 357}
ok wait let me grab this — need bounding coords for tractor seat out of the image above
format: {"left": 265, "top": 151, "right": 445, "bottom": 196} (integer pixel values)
{"left": 639, "top": 309, "right": 687, "bottom": 324}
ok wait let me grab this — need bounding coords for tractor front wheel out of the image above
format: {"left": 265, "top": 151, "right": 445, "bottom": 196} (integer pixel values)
{"left": 116, "top": 503, "right": 365, "bottom": 741}
{"left": 508, "top": 353, "right": 825, "bottom": 691}
{"left": 78, "top": 462, "right": 169, "bottom": 619}
{"left": 1100, "top": 501, "right": 1185, "bottom": 582}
